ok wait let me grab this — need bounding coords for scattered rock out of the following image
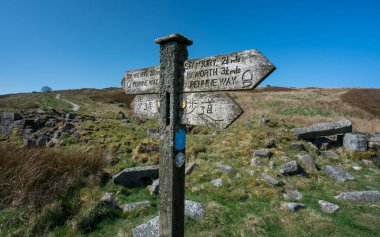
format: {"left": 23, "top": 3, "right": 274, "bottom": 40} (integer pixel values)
{"left": 297, "top": 154, "right": 318, "bottom": 171}
{"left": 323, "top": 151, "right": 339, "bottom": 159}
{"left": 185, "top": 200, "right": 205, "bottom": 221}
{"left": 219, "top": 164, "right": 233, "bottom": 174}
{"left": 279, "top": 161, "right": 301, "bottom": 175}
{"left": 185, "top": 163, "right": 197, "bottom": 175}
{"left": 262, "top": 173, "right": 279, "bottom": 186}
{"left": 343, "top": 132, "right": 368, "bottom": 152}
{"left": 352, "top": 166, "right": 363, "bottom": 171}
{"left": 101, "top": 192, "right": 119, "bottom": 209}
{"left": 123, "top": 200, "right": 150, "bottom": 212}
{"left": 335, "top": 191, "right": 380, "bottom": 202}
{"left": 324, "top": 165, "right": 354, "bottom": 181}
{"left": 132, "top": 216, "right": 159, "bottom": 237}
{"left": 283, "top": 190, "right": 302, "bottom": 201}
{"left": 113, "top": 166, "right": 159, "bottom": 187}
{"left": 253, "top": 149, "right": 273, "bottom": 158}
{"left": 148, "top": 179, "right": 159, "bottom": 195}
{"left": 318, "top": 200, "right": 340, "bottom": 213}
{"left": 292, "top": 119, "right": 352, "bottom": 140}
{"left": 211, "top": 178, "right": 223, "bottom": 188}
{"left": 291, "top": 142, "right": 305, "bottom": 151}
{"left": 250, "top": 158, "right": 263, "bottom": 167}
{"left": 281, "top": 202, "right": 305, "bottom": 212}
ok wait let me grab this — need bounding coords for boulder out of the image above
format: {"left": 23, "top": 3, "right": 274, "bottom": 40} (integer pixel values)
{"left": 211, "top": 178, "right": 223, "bottom": 188}
{"left": 253, "top": 149, "right": 273, "bottom": 158}
{"left": 113, "top": 166, "right": 159, "bottom": 187}
{"left": 123, "top": 200, "right": 150, "bottom": 212}
{"left": 343, "top": 133, "right": 368, "bottom": 152}
{"left": 185, "top": 200, "right": 205, "bottom": 221}
{"left": 262, "top": 173, "right": 279, "bottom": 186}
{"left": 2, "top": 112, "right": 22, "bottom": 121}
{"left": 335, "top": 191, "right": 380, "bottom": 202}
{"left": 318, "top": 200, "right": 340, "bottom": 213}
{"left": 292, "top": 119, "right": 352, "bottom": 139}
{"left": 297, "top": 154, "right": 317, "bottom": 171}
{"left": 132, "top": 216, "right": 159, "bottom": 237}
{"left": 219, "top": 164, "right": 233, "bottom": 174}
{"left": 324, "top": 165, "right": 354, "bottom": 181}
{"left": 279, "top": 161, "right": 301, "bottom": 175}
{"left": 281, "top": 202, "right": 305, "bottom": 212}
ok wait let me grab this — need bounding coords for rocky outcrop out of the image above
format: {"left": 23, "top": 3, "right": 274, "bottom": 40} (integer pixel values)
{"left": 292, "top": 119, "right": 352, "bottom": 139}
{"left": 113, "top": 166, "right": 159, "bottom": 187}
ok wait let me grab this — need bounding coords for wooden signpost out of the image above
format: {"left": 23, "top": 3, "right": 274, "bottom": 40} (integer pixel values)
{"left": 122, "top": 34, "right": 275, "bottom": 237}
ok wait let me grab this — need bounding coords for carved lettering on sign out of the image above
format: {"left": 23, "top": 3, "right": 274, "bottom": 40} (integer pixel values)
{"left": 131, "top": 93, "right": 243, "bottom": 129}
{"left": 122, "top": 50, "right": 275, "bottom": 94}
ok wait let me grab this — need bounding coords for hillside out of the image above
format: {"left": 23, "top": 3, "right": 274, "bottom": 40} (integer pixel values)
{"left": 0, "top": 87, "right": 379, "bottom": 237}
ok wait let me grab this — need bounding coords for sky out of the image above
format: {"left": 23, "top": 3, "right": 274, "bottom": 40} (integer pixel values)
{"left": 0, "top": 0, "right": 379, "bottom": 94}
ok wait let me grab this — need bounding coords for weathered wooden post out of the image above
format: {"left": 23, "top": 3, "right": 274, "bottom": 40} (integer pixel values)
{"left": 155, "top": 34, "right": 192, "bottom": 237}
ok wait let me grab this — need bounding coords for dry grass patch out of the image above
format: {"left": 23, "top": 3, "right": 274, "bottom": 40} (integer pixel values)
{"left": 0, "top": 144, "right": 105, "bottom": 208}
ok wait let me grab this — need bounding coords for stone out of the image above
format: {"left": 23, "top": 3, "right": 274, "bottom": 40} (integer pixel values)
{"left": 279, "top": 161, "right": 301, "bottom": 175}
{"left": 250, "top": 158, "right": 263, "bottom": 167}
{"left": 23, "top": 138, "right": 36, "bottom": 146}
{"left": 291, "top": 142, "right": 305, "bottom": 151}
{"left": 262, "top": 173, "right": 279, "bottom": 186}
{"left": 219, "top": 164, "right": 233, "bottom": 173}
{"left": 65, "top": 113, "right": 75, "bottom": 121}
{"left": 211, "top": 178, "right": 223, "bottom": 188}
{"left": 149, "top": 179, "right": 159, "bottom": 195}
{"left": 118, "top": 111, "right": 126, "bottom": 120}
{"left": 147, "top": 128, "right": 160, "bottom": 139}
{"left": 113, "top": 166, "right": 159, "bottom": 187}
{"left": 101, "top": 192, "right": 119, "bottom": 209}
{"left": 281, "top": 156, "right": 291, "bottom": 162}
{"left": 320, "top": 142, "right": 330, "bottom": 151}
{"left": 368, "top": 133, "right": 380, "bottom": 152}
{"left": 260, "top": 115, "right": 269, "bottom": 124}
{"left": 265, "top": 139, "right": 277, "bottom": 148}
{"left": 123, "top": 200, "right": 150, "bottom": 212}
{"left": 185, "top": 163, "right": 197, "bottom": 175}
{"left": 2, "top": 112, "right": 22, "bottom": 121}
{"left": 343, "top": 133, "right": 368, "bottom": 152}
{"left": 185, "top": 200, "right": 205, "bottom": 221}
{"left": 253, "top": 149, "right": 273, "bottom": 158}
{"left": 292, "top": 119, "right": 352, "bottom": 139}
{"left": 323, "top": 151, "right": 339, "bottom": 159}
{"left": 372, "top": 154, "right": 380, "bottom": 166}
{"left": 335, "top": 191, "right": 380, "bottom": 202}
{"left": 352, "top": 165, "right": 363, "bottom": 171}
{"left": 318, "top": 200, "right": 340, "bottom": 213}
{"left": 283, "top": 190, "right": 302, "bottom": 200}
{"left": 297, "top": 154, "right": 317, "bottom": 171}
{"left": 281, "top": 202, "right": 305, "bottom": 212}
{"left": 132, "top": 216, "right": 159, "bottom": 237}
{"left": 324, "top": 165, "right": 355, "bottom": 181}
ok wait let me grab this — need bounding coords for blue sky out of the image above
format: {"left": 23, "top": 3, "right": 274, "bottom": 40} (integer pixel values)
{"left": 0, "top": 0, "right": 379, "bottom": 94}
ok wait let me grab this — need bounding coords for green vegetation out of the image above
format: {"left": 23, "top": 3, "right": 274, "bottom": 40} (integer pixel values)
{"left": 0, "top": 87, "right": 379, "bottom": 236}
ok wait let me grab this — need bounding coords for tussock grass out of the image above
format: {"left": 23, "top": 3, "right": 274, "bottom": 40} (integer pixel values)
{"left": 0, "top": 144, "right": 105, "bottom": 208}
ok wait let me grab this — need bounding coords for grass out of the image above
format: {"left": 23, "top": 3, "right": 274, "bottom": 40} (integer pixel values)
{"left": 0, "top": 87, "right": 379, "bottom": 236}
